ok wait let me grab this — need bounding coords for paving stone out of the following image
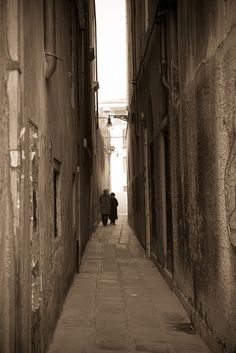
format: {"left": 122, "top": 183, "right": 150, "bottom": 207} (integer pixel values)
{"left": 102, "top": 258, "right": 118, "bottom": 272}
{"left": 48, "top": 216, "right": 211, "bottom": 353}
{"left": 95, "top": 340, "right": 130, "bottom": 351}
{"left": 94, "top": 350, "right": 129, "bottom": 353}
{"left": 134, "top": 341, "right": 171, "bottom": 353}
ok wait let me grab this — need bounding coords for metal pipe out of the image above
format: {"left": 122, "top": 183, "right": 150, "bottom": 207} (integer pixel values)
{"left": 44, "top": 0, "right": 57, "bottom": 79}
{"left": 160, "top": 16, "right": 170, "bottom": 91}
{"left": 144, "top": 128, "right": 151, "bottom": 257}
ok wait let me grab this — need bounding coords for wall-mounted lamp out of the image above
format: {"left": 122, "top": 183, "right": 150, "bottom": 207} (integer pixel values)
{"left": 108, "top": 145, "right": 115, "bottom": 152}
{"left": 106, "top": 114, "right": 128, "bottom": 127}
{"left": 106, "top": 116, "right": 112, "bottom": 127}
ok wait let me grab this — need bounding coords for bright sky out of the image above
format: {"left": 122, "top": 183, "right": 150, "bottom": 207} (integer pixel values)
{"left": 96, "top": 0, "right": 127, "bottom": 103}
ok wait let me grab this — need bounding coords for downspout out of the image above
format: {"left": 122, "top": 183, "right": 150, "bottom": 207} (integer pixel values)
{"left": 160, "top": 15, "right": 169, "bottom": 91}
{"left": 144, "top": 127, "right": 151, "bottom": 257}
{"left": 44, "top": 0, "right": 57, "bottom": 79}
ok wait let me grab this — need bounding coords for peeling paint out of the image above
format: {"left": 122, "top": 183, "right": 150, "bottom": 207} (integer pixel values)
{"left": 1, "top": 1, "right": 102, "bottom": 352}
{"left": 20, "top": 127, "right": 26, "bottom": 139}
{"left": 10, "top": 150, "right": 19, "bottom": 168}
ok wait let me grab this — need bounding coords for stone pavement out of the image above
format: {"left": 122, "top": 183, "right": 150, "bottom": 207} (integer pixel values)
{"left": 48, "top": 215, "right": 211, "bottom": 353}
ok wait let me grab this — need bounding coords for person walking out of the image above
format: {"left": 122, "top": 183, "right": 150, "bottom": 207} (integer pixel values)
{"left": 99, "top": 189, "right": 111, "bottom": 226}
{"left": 109, "top": 192, "right": 118, "bottom": 225}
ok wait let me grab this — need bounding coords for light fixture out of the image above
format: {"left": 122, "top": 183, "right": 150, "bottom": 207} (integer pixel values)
{"left": 106, "top": 116, "right": 112, "bottom": 127}
{"left": 108, "top": 145, "right": 115, "bottom": 152}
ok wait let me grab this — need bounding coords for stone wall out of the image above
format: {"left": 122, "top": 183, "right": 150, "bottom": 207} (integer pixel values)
{"left": 176, "top": 1, "right": 236, "bottom": 351}
{"left": 0, "top": 1, "right": 103, "bottom": 352}
{"left": 0, "top": 1, "right": 20, "bottom": 351}
{"left": 127, "top": 0, "right": 236, "bottom": 351}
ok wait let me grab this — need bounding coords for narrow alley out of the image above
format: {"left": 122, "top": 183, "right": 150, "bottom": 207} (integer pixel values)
{"left": 48, "top": 216, "right": 210, "bottom": 353}
{"left": 1, "top": 0, "right": 236, "bottom": 353}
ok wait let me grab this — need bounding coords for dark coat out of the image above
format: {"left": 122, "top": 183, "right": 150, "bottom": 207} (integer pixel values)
{"left": 110, "top": 197, "right": 118, "bottom": 220}
{"left": 99, "top": 194, "right": 111, "bottom": 214}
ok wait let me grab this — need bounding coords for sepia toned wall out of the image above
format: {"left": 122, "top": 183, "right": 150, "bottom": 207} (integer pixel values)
{"left": 0, "top": 1, "right": 20, "bottom": 351}
{"left": 0, "top": 0, "right": 105, "bottom": 352}
{"left": 127, "top": 0, "right": 236, "bottom": 352}
{"left": 177, "top": 1, "right": 236, "bottom": 351}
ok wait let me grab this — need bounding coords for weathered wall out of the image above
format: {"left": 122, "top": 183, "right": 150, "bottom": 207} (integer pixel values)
{"left": 92, "top": 127, "right": 111, "bottom": 228}
{"left": 127, "top": 0, "right": 236, "bottom": 352}
{"left": 18, "top": 0, "right": 80, "bottom": 351}
{"left": 176, "top": 1, "right": 236, "bottom": 351}
{"left": 0, "top": 1, "right": 20, "bottom": 351}
{"left": 127, "top": 0, "right": 168, "bottom": 256}
{"left": 0, "top": 0, "right": 102, "bottom": 352}
{"left": 78, "top": 0, "right": 103, "bottom": 254}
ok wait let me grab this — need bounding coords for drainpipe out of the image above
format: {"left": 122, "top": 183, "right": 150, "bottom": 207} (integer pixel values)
{"left": 144, "top": 127, "right": 151, "bottom": 257}
{"left": 160, "top": 16, "right": 169, "bottom": 91}
{"left": 44, "top": 0, "right": 57, "bottom": 79}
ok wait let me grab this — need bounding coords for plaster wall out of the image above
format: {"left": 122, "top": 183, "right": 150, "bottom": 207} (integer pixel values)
{"left": 127, "top": 0, "right": 168, "bottom": 256}
{"left": 0, "top": 0, "right": 101, "bottom": 352}
{"left": 127, "top": 0, "right": 236, "bottom": 352}
{"left": 0, "top": 1, "right": 20, "bottom": 351}
{"left": 176, "top": 1, "right": 236, "bottom": 351}
{"left": 17, "top": 1, "right": 80, "bottom": 351}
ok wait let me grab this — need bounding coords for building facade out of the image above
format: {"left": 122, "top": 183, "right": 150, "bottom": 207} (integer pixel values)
{"left": 126, "top": 0, "right": 236, "bottom": 352}
{"left": 0, "top": 1, "right": 108, "bottom": 352}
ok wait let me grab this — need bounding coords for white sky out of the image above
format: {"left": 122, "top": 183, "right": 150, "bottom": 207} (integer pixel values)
{"left": 96, "top": 0, "right": 127, "bottom": 103}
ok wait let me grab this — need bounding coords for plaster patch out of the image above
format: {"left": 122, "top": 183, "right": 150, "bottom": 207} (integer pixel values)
{"left": 20, "top": 127, "right": 25, "bottom": 139}
{"left": 10, "top": 150, "right": 19, "bottom": 168}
